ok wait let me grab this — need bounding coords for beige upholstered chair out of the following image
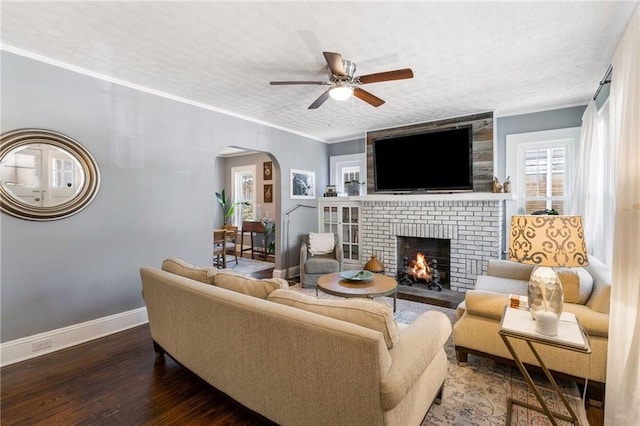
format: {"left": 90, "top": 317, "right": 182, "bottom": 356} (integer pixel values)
{"left": 222, "top": 225, "right": 239, "bottom": 265}
{"left": 299, "top": 233, "right": 343, "bottom": 288}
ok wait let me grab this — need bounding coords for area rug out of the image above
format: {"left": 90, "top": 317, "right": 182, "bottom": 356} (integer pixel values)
{"left": 227, "top": 257, "right": 274, "bottom": 275}
{"left": 291, "top": 286, "right": 589, "bottom": 426}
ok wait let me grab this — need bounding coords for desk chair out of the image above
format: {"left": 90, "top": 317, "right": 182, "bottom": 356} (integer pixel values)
{"left": 213, "top": 229, "right": 227, "bottom": 268}
{"left": 223, "top": 225, "right": 239, "bottom": 265}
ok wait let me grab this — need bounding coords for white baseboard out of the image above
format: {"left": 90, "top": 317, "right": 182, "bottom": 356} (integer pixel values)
{"left": 0, "top": 307, "right": 149, "bottom": 367}
{"left": 272, "top": 266, "right": 299, "bottom": 281}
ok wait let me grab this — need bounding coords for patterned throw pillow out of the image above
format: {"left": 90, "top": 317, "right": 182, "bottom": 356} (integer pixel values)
{"left": 267, "top": 289, "right": 399, "bottom": 349}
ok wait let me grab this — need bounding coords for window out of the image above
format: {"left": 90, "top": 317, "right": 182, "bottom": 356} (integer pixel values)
{"left": 506, "top": 127, "right": 580, "bottom": 221}
{"left": 329, "top": 153, "right": 366, "bottom": 195}
{"left": 231, "top": 165, "right": 256, "bottom": 225}
{"left": 51, "top": 158, "right": 74, "bottom": 188}
{"left": 523, "top": 146, "right": 566, "bottom": 213}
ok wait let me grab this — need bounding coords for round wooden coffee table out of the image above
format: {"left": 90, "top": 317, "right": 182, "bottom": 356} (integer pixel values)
{"left": 316, "top": 272, "right": 398, "bottom": 312}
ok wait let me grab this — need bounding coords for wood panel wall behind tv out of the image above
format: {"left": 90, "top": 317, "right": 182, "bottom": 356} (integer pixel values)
{"left": 366, "top": 111, "right": 494, "bottom": 193}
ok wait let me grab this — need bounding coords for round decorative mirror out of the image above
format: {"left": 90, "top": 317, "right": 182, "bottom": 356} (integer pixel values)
{"left": 0, "top": 129, "right": 100, "bottom": 221}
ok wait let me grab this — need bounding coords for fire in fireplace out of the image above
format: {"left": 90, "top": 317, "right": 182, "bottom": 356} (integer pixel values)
{"left": 396, "top": 236, "right": 450, "bottom": 291}
{"left": 398, "top": 253, "right": 442, "bottom": 291}
{"left": 407, "top": 253, "right": 432, "bottom": 281}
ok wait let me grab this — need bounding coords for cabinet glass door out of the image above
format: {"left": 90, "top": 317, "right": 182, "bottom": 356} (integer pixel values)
{"left": 322, "top": 206, "right": 338, "bottom": 233}
{"left": 341, "top": 206, "right": 359, "bottom": 261}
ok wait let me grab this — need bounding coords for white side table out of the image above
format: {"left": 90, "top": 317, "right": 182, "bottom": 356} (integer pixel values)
{"left": 499, "top": 306, "right": 591, "bottom": 426}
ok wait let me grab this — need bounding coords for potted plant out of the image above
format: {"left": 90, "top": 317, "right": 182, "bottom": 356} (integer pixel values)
{"left": 344, "top": 180, "right": 365, "bottom": 196}
{"left": 215, "top": 189, "right": 249, "bottom": 226}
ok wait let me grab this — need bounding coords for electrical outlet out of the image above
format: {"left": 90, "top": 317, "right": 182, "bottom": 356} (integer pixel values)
{"left": 32, "top": 338, "right": 52, "bottom": 352}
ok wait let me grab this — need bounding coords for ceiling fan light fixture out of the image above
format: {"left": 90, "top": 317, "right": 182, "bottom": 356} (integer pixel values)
{"left": 329, "top": 85, "right": 353, "bottom": 101}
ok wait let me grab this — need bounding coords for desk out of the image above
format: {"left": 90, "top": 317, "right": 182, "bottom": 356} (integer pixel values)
{"left": 316, "top": 272, "right": 398, "bottom": 312}
{"left": 240, "top": 220, "right": 265, "bottom": 260}
{"left": 499, "top": 307, "right": 590, "bottom": 426}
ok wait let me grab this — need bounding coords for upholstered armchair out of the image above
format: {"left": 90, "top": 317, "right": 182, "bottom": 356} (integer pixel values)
{"left": 299, "top": 233, "right": 343, "bottom": 288}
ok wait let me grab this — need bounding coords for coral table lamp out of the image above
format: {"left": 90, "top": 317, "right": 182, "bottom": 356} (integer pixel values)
{"left": 508, "top": 215, "right": 589, "bottom": 336}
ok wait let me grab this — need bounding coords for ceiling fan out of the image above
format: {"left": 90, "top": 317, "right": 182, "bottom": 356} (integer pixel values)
{"left": 269, "top": 51, "right": 414, "bottom": 109}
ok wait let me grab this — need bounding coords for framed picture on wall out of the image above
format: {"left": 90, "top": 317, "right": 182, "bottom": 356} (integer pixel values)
{"left": 290, "top": 169, "right": 315, "bottom": 199}
{"left": 263, "top": 184, "right": 273, "bottom": 203}
{"left": 263, "top": 161, "right": 273, "bottom": 180}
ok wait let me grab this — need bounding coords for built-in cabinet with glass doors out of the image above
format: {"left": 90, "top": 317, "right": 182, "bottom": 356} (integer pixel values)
{"left": 318, "top": 200, "right": 360, "bottom": 267}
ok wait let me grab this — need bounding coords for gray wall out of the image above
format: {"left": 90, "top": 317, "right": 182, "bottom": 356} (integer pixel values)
{"left": 327, "top": 138, "right": 365, "bottom": 157}
{"left": 0, "top": 52, "right": 328, "bottom": 342}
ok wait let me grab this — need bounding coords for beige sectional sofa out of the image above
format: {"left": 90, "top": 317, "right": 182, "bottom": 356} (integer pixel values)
{"left": 141, "top": 257, "right": 452, "bottom": 425}
{"left": 453, "top": 255, "right": 611, "bottom": 404}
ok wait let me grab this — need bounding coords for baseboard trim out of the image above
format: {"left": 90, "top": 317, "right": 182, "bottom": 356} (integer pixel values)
{"left": 273, "top": 266, "right": 299, "bottom": 281}
{"left": 0, "top": 307, "right": 149, "bottom": 367}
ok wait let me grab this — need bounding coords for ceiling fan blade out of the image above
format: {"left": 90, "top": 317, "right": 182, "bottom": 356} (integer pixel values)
{"left": 308, "top": 90, "right": 331, "bottom": 109}
{"left": 357, "top": 68, "right": 414, "bottom": 84}
{"left": 323, "top": 51, "right": 346, "bottom": 76}
{"left": 270, "top": 81, "right": 328, "bottom": 85}
{"left": 353, "top": 88, "right": 385, "bottom": 107}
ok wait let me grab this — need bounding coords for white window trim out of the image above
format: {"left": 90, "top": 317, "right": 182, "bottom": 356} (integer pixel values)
{"left": 329, "top": 153, "right": 366, "bottom": 195}
{"left": 231, "top": 164, "right": 256, "bottom": 226}
{"left": 505, "top": 127, "right": 581, "bottom": 222}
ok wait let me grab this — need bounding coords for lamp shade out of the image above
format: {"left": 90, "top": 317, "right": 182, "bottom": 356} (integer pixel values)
{"left": 508, "top": 215, "right": 589, "bottom": 267}
{"left": 508, "top": 215, "right": 589, "bottom": 331}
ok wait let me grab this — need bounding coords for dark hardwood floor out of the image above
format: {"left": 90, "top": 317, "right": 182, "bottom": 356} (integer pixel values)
{"left": 1, "top": 267, "right": 604, "bottom": 425}
{"left": 1, "top": 324, "right": 272, "bottom": 425}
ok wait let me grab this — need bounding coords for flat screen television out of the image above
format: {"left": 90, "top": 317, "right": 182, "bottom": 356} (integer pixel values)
{"left": 372, "top": 125, "right": 473, "bottom": 193}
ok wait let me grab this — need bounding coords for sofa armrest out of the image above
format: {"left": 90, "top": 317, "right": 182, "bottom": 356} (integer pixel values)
{"left": 464, "top": 290, "right": 509, "bottom": 320}
{"left": 300, "top": 241, "right": 309, "bottom": 265}
{"left": 381, "top": 311, "right": 451, "bottom": 409}
{"left": 334, "top": 241, "right": 344, "bottom": 267}
{"left": 486, "top": 259, "right": 534, "bottom": 281}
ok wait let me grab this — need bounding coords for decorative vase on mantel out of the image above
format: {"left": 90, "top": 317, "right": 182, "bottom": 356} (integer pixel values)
{"left": 364, "top": 255, "right": 385, "bottom": 274}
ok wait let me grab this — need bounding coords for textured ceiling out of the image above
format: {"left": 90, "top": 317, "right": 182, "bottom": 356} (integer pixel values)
{"left": 1, "top": 1, "right": 637, "bottom": 143}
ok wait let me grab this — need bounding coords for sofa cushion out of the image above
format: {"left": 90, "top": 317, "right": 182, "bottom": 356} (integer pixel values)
{"left": 556, "top": 267, "right": 593, "bottom": 304}
{"left": 474, "top": 275, "right": 528, "bottom": 296}
{"left": 268, "top": 289, "right": 399, "bottom": 349}
{"left": 213, "top": 270, "right": 289, "bottom": 299}
{"left": 161, "top": 257, "right": 219, "bottom": 285}
{"left": 304, "top": 256, "right": 340, "bottom": 274}
{"left": 308, "top": 232, "right": 335, "bottom": 255}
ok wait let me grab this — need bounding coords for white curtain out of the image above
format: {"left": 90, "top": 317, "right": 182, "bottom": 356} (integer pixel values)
{"left": 571, "top": 99, "right": 615, "bottom": 266}
{"left": 605, "top": 5, "right": 640, "bottom": 426}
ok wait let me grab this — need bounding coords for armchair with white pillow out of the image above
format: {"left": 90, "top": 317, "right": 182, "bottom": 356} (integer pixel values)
{"left": 299, "top": 233, "right": 343, "bottom": 288}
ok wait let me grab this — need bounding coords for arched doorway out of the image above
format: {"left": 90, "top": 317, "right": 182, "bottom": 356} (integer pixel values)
{"left": 215, "top": 147, "right": 282, "bottom": 275}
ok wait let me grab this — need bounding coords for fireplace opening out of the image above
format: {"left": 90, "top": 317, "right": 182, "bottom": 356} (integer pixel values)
{"left": 396, "top": 237, "right": 450, "bottom": 291}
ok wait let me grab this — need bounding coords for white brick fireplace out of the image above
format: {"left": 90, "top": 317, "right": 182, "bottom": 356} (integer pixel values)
{"left": 356, "top": 193, "right": 512, "bottom": 292}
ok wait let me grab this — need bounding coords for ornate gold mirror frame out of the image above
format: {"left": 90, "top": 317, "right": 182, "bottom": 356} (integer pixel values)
{"left": 0, "top": 129, "right": 100, "bottom": 221}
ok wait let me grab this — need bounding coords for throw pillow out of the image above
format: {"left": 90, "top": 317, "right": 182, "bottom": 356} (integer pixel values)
{"left": 213, "top": 270, "right": 289, "bottom": 299}
{"left": 161, "top": 257, "right": 219, "bottom": 285}
{"left": 555, "top": 267, "right": 593, "bottom": 304}
{"left": 267, "top": 289, "right": 399, "bottom": 349}
{"left": 308, "top": 233, "right": 335, "bottom": 255}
